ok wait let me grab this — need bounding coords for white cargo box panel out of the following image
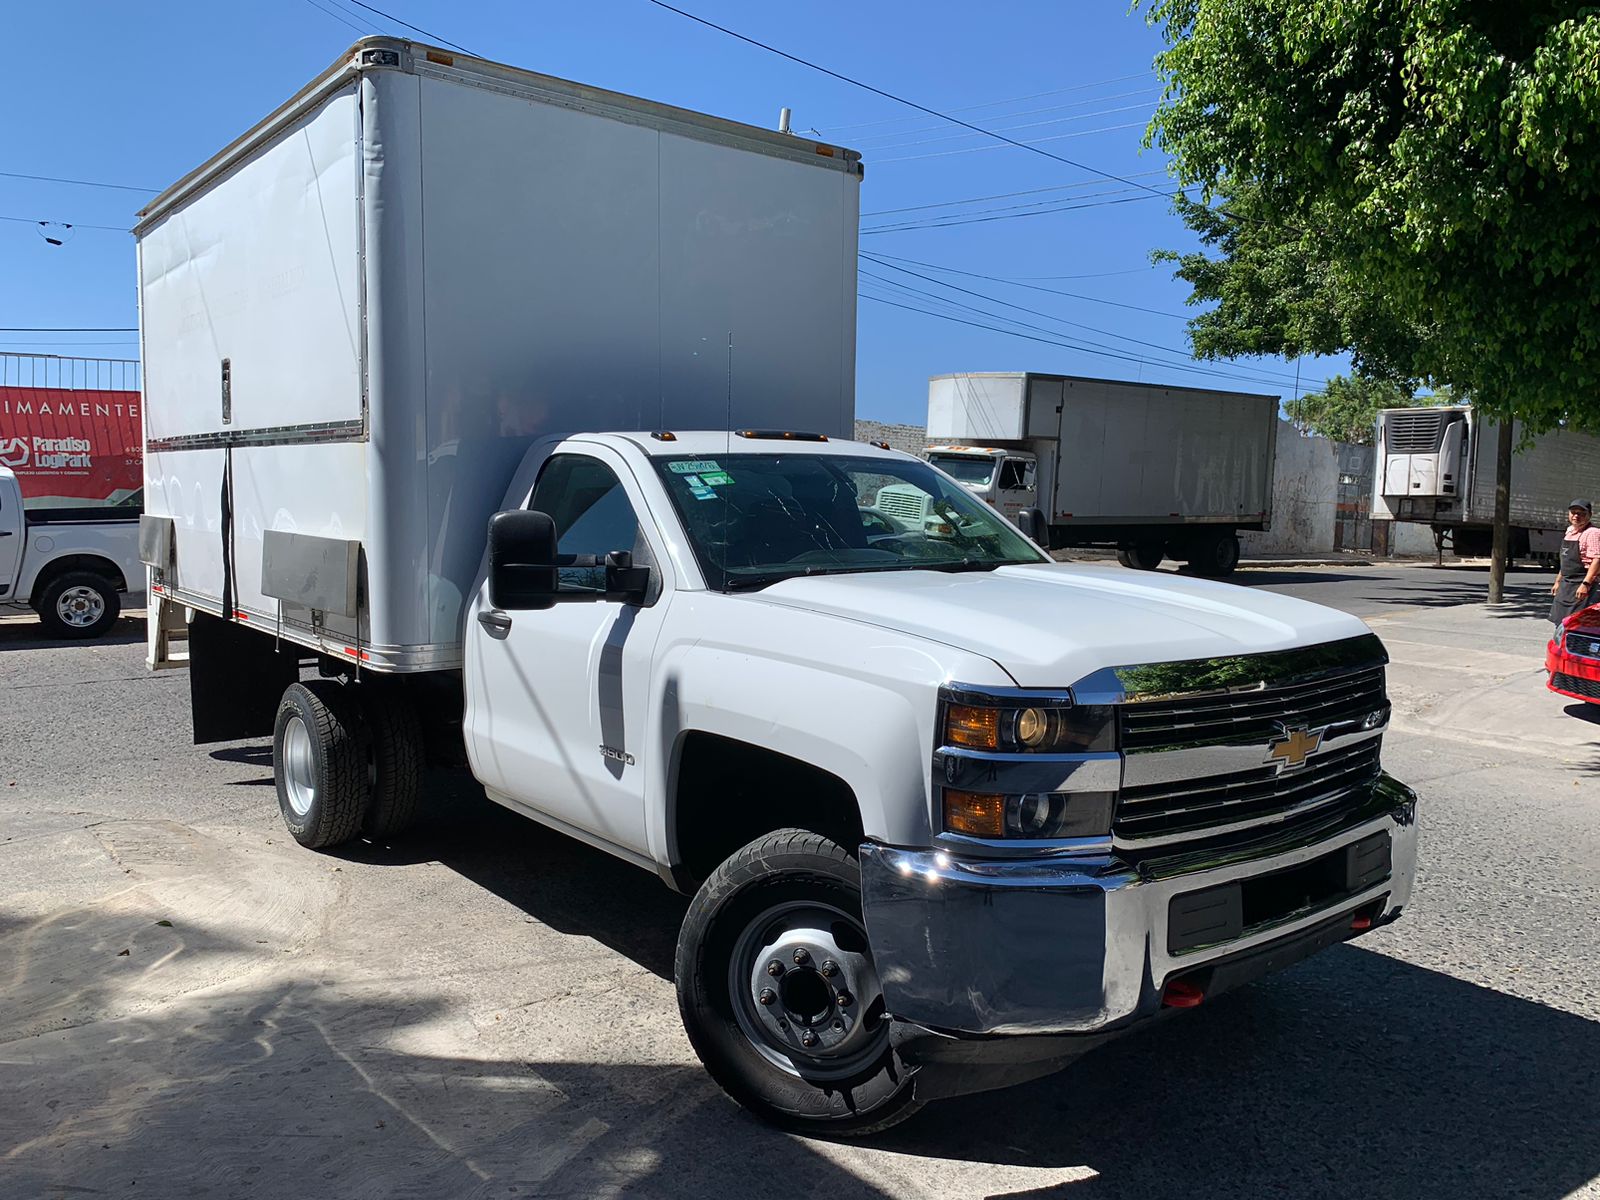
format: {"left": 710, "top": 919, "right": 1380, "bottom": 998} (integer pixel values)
{"left": 928, "top": 372, "right": 1057, "bottom": 442}
{"left": 1465, "top": 414, "right": 1600, "bottom": 530}
{"left": 138, "top": 38, "right": 861, "bottom": 672}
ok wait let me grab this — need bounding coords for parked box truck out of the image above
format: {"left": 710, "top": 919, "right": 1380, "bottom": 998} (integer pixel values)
{"left": 1374, "top": 405, "right": 1600, "bottom": 561}
{"left": 139, "top": 39, "right": 1417, "bottom": 1135}
{"left": 925, "top": 372, "right": 1279, "bottom": 574}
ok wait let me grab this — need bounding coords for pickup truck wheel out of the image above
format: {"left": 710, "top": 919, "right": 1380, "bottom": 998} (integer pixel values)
{"left": 355, "top": 686, "right": 422, "bottom": 839}
{"left": 37, "top": 572, "right": 120, "bottom": 639}
{"left": 273, "top": 681, "right": 369, "bottom": 850}
{"left": 676, "top": 829, "right": 921, "bottom": 1136}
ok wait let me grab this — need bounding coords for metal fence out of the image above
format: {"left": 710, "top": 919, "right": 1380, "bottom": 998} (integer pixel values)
{"left": 0, "top": 352, "right": 141, "bottom": 392}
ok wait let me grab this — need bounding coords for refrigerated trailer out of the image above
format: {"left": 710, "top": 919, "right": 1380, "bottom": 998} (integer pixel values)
{"left": 925, "top": 372, "right": 1279, "bottom": 575}
{"left": 1374, "top": 406, "right": 1600, "bottom": 561}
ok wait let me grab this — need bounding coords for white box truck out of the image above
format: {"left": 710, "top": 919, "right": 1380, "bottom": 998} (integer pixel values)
{"left": 926, "top": 372, "right": 1279, "bottom": 575}
{"left": 138, "top": 39, "right": 1417, "bottom": 1135}
{"left": 1375, "top": 405, "right": 1600, "bottom": 561}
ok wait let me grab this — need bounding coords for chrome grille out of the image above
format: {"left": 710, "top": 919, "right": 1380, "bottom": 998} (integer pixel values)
{"left": 1383, "top": 410, "right": 1449, "bottom": 453}
{"left": 1120, "top": 665, "right": 1386, "bottom": 751}
{"left": 1116, "top": 739, "right": 1383, "bottom": 843}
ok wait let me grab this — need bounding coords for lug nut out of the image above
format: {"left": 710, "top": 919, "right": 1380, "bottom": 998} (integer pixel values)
{"left": 758, "top": 988, "right": 776, "bottom": 1006}
{"left": 792, "top": 947, "right": 811, "bottom": 966}
{"left": 833, "top": 1021, "right": 845, "bottom": 1032}
{"left": 766, "top": 960, "right": 784, "bottom": 977}
{"left": 820, "top": 959, "right": 839, "bottom": 978}
{"left": 800, "top": 1030, "right": 819, "bottom": 1048}
{"left": 835, "top": 991, "right": 853, "bottom": 1008}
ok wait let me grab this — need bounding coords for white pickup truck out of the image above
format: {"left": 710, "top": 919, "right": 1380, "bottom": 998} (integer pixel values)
{"left": 0, "top": 466, "right": 141, "bottom": 638}
{"left": 137, "top": 39, "right": 1418, "bottom": 1135}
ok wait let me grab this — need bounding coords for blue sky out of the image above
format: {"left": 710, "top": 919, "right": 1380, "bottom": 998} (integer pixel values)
{"left": 0, "top": 0, "right": 1348, "bottom": 422}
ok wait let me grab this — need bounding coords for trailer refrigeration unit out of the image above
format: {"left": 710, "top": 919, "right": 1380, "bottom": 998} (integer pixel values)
{"left": 137, "top": 39, "right": 1419, "bottom": 1135}
{"left": 1374, "top": 405, "right": 1600, "bottom": 562}
{"left": 925, "top": 372, "right": 1279, "bottom": 575}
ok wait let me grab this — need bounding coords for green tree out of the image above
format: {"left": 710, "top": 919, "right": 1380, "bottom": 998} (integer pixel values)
{"left": 1141, "top": 0, "right": 1600, "bottom": 596}
{"left": 1284, "top": 375, "right": 1425, "bottom": 445}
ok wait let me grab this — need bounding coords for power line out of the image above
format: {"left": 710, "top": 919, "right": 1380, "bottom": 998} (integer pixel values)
{"left": 862, "top": 190, "right": 1160, "bottom": 234}
{"left": 861, "top": 171, "right": 1167, "bottom": 217}
{"left": 0, "top": 340, "right": 140, "bottom": 347}
{"left": 848, "top": 88, "right": 1161, "bottom": 147}
{"left": 0, "top": 326, "right": 138, "bottom": 332}
{"left": 1, "top": 214, "right": 127, "bottom": 233}
{"left": 859, "top": 259, "right": 1314, "bottom": 389}
{"left": 0, "top": 170, "right": 157, "bottom": 194}
{"left": 301, "top": 0, "right": 373, "bottom": 36}
{"left": 861, "top": 101, "right": 1157, "bottom": 154}
{"left": 643, "top": 1, "right": 1179, "bottom": 204}
{"left": 875, "top": 121, "right": 1150, "bottom": 164}
{"left": 811, "top": 71, "right": 1154, "bottom": 134}
{"left": 345, "top": 0, "right": 474, "bottom": 53}
{"left": 864, "top": 253, "right": 1192, "bottom": 320}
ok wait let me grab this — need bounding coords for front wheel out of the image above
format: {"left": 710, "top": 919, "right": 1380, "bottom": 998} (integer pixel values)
{"left": 675, "top": 829, "right": 921, "bottom": 1136}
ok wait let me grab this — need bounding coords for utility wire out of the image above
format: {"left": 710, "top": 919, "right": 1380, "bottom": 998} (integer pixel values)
{"left": 345, "top": 0, "right": 474, "bottom": 53}
{"left": 643, "top": 1, "right": 1178, "bottom": 203}
{"left": 0, "top": 170, "right": 156, "bottom": 194}
{"left": 864, "top": 253, "right": 1191, "bottom": 320}
{"left": 301, "top": 0, "right": 374, "bottom": 36}
{"left": 875, "top": 120, "right": 1150, "bottom": 164}
{"left": 862, "top": 191, "right": 1159, "bottom": 234}
{"left": 861, "top": 171, "right": 1167, "bottom": 217}
{"left": 812, "top": 70, "right": 1153, "bottom": 134}
{"left": 848, "top": 88, "right": 1160, "bottom": 147}
{"left": 1, "top": 214, "right": 126, "bottom": 232}
{"left": 861, "top": 101, "right": 1157, "bottom": 154}
{"left": 0, "top": 326, "right": 138, "bottom": 332}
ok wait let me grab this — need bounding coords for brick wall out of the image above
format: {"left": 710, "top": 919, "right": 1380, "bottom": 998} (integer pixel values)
{"left": 854, "top": 419, "right": 929, "bottom": 456}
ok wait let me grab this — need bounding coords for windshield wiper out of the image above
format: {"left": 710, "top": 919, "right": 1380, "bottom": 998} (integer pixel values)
{"left": 919, "top": 558, "right": 1004, "bottom": 573}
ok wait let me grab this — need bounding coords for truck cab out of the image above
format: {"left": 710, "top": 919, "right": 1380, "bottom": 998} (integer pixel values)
{"left": 0, "top": 466, "right": 141, "bottom": 638}
{"left": 924, "top": 445, "right": 1038, "bottom": 523}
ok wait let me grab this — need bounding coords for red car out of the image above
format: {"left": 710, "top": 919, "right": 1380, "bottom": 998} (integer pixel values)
{"left": 1547, "top": 606, "right": 1600, "bottom": 701}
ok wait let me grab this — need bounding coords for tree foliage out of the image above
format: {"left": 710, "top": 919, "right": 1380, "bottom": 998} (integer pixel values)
{"left": 1283, "top": 374, "right": 1426, "bottom": 444}
{"left": 1142, "top": 0, "right": 1600, "bottom": 431}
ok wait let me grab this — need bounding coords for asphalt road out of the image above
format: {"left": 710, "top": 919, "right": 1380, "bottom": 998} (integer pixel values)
{"left": 1, "top": 565, "right": 1596, "bottom": 1199}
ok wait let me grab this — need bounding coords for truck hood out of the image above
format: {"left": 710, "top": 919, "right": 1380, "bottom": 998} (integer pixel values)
{"left": 745, "top": 562, "right": 1372, "bottom": 687}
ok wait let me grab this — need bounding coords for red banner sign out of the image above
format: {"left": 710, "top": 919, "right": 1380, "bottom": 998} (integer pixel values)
{"left": 0, "top": 386, "right": 143, "bottom": 508}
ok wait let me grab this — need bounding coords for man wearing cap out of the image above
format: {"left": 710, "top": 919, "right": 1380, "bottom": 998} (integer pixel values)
{"left": 1550, "top": 499, "right": 1600, "bottom": 623}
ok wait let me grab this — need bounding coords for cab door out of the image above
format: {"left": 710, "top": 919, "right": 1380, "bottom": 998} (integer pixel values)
{"left": 463, "top": 448, "right": 673, "bottom": 860}
{"left": 0, "top": 474, "right": 23, "bottom": 596}
{"left": 995, "top": 457, "right": 1037, "bottom": 521}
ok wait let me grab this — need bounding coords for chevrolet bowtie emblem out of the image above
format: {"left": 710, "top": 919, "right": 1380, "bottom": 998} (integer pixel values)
{"left": 1266, "top": 725, "right": 1324, "bottom": 772}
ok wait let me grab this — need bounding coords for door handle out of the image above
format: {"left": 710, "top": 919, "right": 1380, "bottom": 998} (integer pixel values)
{"left": 0, "top": 530, "right": 12, "bottom": 537}
{"left": 477, "top": 609, "right": 513, "bottom": 632}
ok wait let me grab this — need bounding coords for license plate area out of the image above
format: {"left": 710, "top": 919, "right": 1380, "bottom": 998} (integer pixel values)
{"left": 1168, "top": 831, "right": 1392, "bottom": 955}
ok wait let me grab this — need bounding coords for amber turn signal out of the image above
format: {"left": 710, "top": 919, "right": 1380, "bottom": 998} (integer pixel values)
{"left": 945, "top": 704, "right": 999, "bottom": 749}
{"left": 943, "top": 789, "right": 1007, "bottom": 838}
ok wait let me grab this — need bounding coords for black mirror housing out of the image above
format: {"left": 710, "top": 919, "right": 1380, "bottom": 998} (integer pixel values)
{"left": 1017, "top": 508, "right": 1048, "bottom": 547}
{"left": 488, "top": 510, "right": 559, "bottom": 610}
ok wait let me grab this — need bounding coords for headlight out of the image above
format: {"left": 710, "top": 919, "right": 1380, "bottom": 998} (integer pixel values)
{"left": 943, "top": 696, "right": 1114, "bottom": 753}
{"left": 944, "top": 788, "right": 1116, "bottom": 839}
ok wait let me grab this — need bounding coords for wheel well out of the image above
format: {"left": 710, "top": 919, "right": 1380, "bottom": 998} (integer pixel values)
{"left": 30, "top": 555, "right": 127, "bottom": 604}
{"left": 670, "top": 732, "right": 864, "bottom": 889}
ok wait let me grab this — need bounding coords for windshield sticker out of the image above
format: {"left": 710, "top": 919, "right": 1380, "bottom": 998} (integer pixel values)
{"left": 681, "top": 474, "right": 704, "bottom": 488}
{"left": 669, "top": 460, "right": 721, "bottom": 474}
{"left": 689, "top": 485, "right": 719, "bottom": 501}
{"left": 699, "top": 470, "right": 733, "bottom": 486}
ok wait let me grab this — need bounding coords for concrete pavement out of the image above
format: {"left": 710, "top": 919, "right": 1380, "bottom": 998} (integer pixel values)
{"left": 1, "top": 568, "right": 1597, "bottom": 1199}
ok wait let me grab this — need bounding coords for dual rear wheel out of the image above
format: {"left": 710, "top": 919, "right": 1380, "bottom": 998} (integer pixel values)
{"left": 272, "top": 680, "right": 422, "bottom": 849}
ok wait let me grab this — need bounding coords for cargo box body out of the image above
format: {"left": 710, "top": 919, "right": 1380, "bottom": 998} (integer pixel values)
{"left": 137, "top": 39, "right": 861, "bottom": 671}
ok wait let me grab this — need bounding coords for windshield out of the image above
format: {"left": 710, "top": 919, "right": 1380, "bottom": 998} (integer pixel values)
{"left": 928, "top": 454, "right": 997, "bottom": 486}
{"left": 652, "top": 452, "right": 1046, "bottom": 591}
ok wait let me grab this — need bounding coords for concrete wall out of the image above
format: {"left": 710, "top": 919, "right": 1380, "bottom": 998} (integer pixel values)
{"left": 854, "top": 419, "right": 929, "bottom": 457}
{"left": 1241, "top": 421, "right": 1340, "bottom": 555}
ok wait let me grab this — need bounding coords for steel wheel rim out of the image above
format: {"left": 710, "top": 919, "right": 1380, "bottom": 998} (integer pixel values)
{"left": 728, "top": 899, "right": 888, "bottom": 1082}
{"left": 281, "top": 715, "right": 317, "bottom": 817}
{"left": 56, "top": 585, "right": 105, "bottom": 628}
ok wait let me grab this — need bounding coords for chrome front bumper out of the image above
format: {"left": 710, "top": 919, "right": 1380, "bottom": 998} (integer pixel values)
{"left": 859, "top": 774, "right": 1418, "bottom": 1038}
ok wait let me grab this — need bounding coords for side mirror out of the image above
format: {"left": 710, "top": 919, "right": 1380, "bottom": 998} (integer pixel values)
{"left": 488, "top": 510, "right": 559, "bottom": 610}
{"left": 1017, "top": 508, "right": 1048, "bottom": 546}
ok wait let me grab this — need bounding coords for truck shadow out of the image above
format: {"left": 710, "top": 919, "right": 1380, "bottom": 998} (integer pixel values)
{"left": 0, "top": 612, "right": 145, "bottom": 650}
{"left": 875, "top": 943, "right": 1600, "bottom": 1199}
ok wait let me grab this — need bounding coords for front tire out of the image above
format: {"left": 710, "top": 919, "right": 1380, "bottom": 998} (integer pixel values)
{"left": 675, "top": 829, "right": 921, "bottom": 1136}
{"left": 273, "top": 681, "right": 368, "bottom": 849}
{"left": 37, "top": 571, "right": 120, "bottom": 639}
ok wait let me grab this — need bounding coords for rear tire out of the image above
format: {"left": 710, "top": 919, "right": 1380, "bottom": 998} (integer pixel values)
{"left": 1189, "top": 532, "right": 1241, "bottom": 577}
{"left": 676, "top": 829, "right": 921, "bottom": 1136}
{"left": 356, "top": 685, "right": 423, "bottom": 839}
{"left": 1122, "top": 543, "right": 1164, "bottom": 571}
{"left": 36, "top": 571, "right": 120, "bottom": 639}
{"left": 273, "top": 681, "right": 368, "bottom": 850}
